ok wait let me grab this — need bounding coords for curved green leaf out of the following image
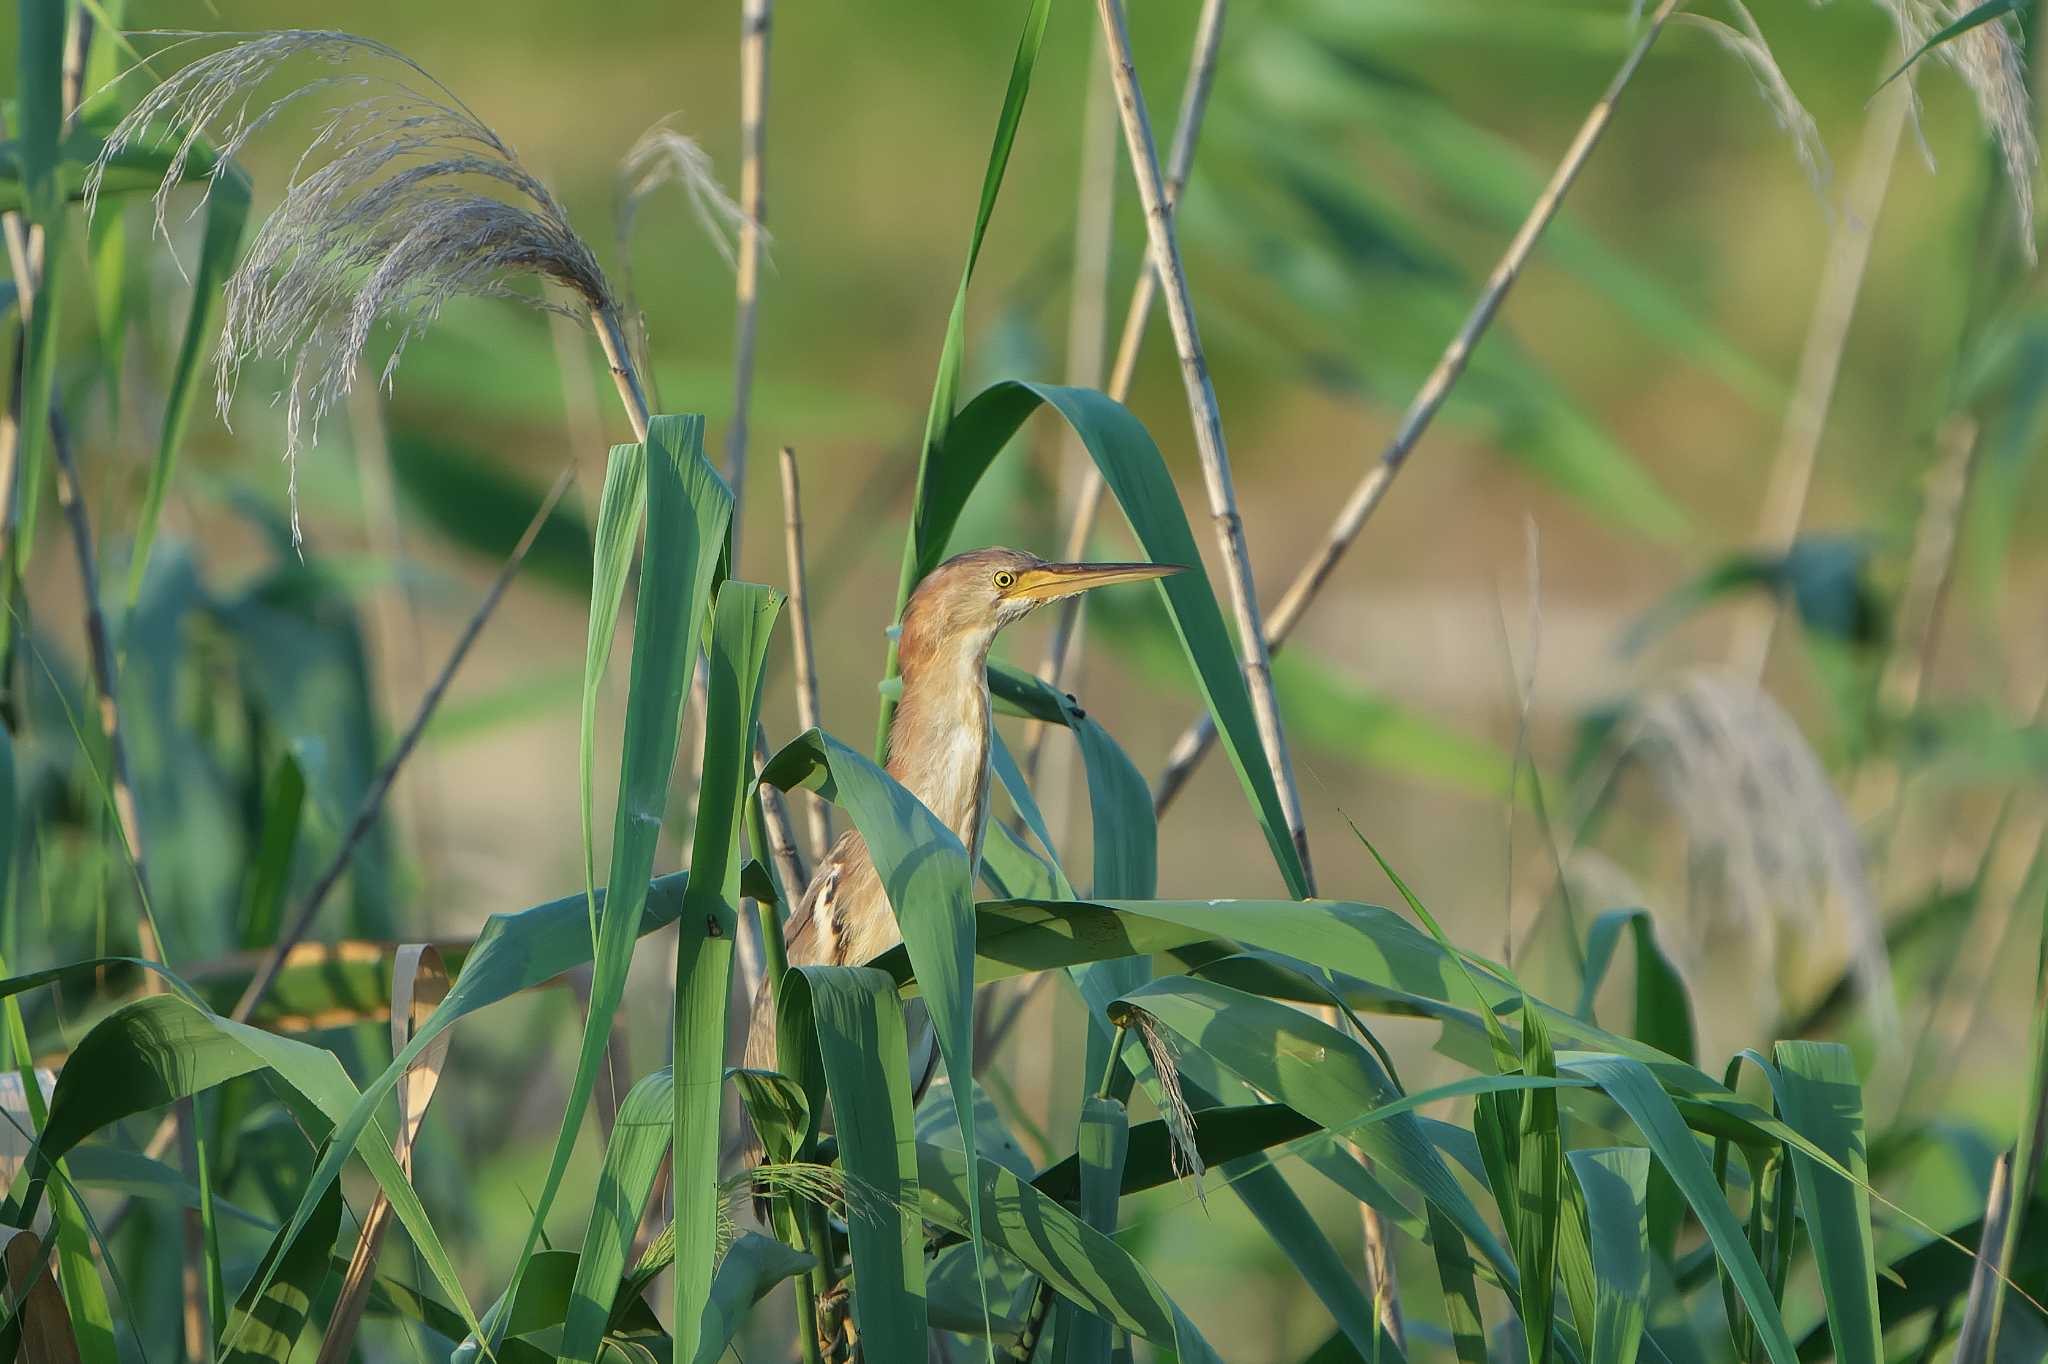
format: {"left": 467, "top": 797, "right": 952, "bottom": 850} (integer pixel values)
{"left": 1577, "top": 908, "right": 1694, "bottom": 1065}
{"left": 915, "top": 382, "right": 1309, "bottom": 897}
{"left": 672, "top": 581, "right": 781, "bottom": 1362}
{"left": 1768, "top": 1043, "right": 1881, "bottom": 1364}
{"left": 881, "top": 0, "right": 1056, "bottom": 753}
{"left": 1560, "top": 1052, "right": 1799, "bottom": 1364}
{"left": 223, "top": 1179, "right": 344, "bottom": 1364}
{"left": 579, "top": 439, "right": 648, "bottom": 946}
{"left": 1112, "top": 974, "right": 1517, "bottom": 1286}
{"left": 780, "top": 966, "right": 927, "bottom": 1359}
{"left": 1053, "top": 1096, "right": 1129, "bottom": 1364}
{"left": 1565, "top": 1149, "right": 1651, "bottom": 1364}
{"left": 127, "top": 169, "right": 251, "bottom": 606}
{"left": 486, "top": 413, "right": 730, "bottom": 1352}
{"left": 561, "top": 1068, "right": 673, "bottom": 1363}
{"left": 29, "top": 994, "right": 484, "bottom": 1349}
{"left": 915, "top": 1142, "right": 1222, "bottom": 1363}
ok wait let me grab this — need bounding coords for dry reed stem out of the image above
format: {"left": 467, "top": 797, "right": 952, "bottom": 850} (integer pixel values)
{"left": 30, "top": 290, "right": 163, "bottom": 977}
{"left": 779, "top": 447, "right": 832, "bottom": 860}
{"left": 1022, "top": 23, "right": 1121, "bottom": 806}
{"left": 1092, "top": 0, "right": 1316, "bottom": 890}
{"left": 1953, "top": 1150, "right": 2013, "bottom": 1364}
{"left": 315, "top": 944, "right": 450, "bottom": 1364}
{"left": 755, "top": 730, "right": 810, "bottom": 902}
{"left": 1852, "top": 415, "right": 1980, "bottom": 837}
{"left": 1730, "top": 65, "right": 1911, "bottom": 681}
{"left": 231, "top": 461, "right": 578, "bottom": 1024}
{"left": 724, "top": 0, "right": 773, "bottom": 557}
{"left": 1152, "top": 0, "right": 1684, "bottom": 816}
{"left": 1035, "top": 0, "right": 1222, "bottom": 714}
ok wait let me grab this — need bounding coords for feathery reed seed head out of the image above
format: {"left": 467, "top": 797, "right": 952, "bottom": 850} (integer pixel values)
{"left": 616, "top": 115, "right": 756, "bottom": 273}
{"left": 1601, "top": 671, "right": 1897, "bottom": 1034}
{"left": 1129, "top": 1009, "right": 1207, "bottom": 1207}
{"left": 1869, "top": 0, "right": 2037, "bottom": 259}
{"left": 92, "top": 30, "right": 619, "bottom": 542}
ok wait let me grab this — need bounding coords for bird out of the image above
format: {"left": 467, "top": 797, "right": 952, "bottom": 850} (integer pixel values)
{"left": 736, "top": 547, "right": 1182, "bottom": 1142}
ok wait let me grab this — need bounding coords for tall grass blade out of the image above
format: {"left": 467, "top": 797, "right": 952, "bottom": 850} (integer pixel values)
{"left": 779, "top": 966, "right": 927, "bottom": 1358}
{"left": 1560, "top": 1053, "right": 1800, "bottom": 1364}
{"left": 561, "top": 1068, "right": 672, "bottom": 1362}
{"left": 11, "top": 0, "right": 67, "bottom": 570}
{"left": 1565, "top": 1149, "right": 1651, "bottom": 1364}
{"left": 880, "top": 0, "right": 1055, "bottom": 753}
{"left": 1769, "top": 1042, "right": 1881, "bottom": 1364}
{"left": 672, "top": 581, "right": 781, "bottom": 1361}
{"left": 29, "top": 994, "right": 485, "bottom": 1348}
{"left": 1054, "top": 1096, "right": 1130, "bottom": 1364}
{"left": 483, "top": 413, "right": 729, "bottom": 1353}
{"left": 20, "top": 875, "right": 694, "bottom": 1364}
{"left": 237, "top": 754, "right": 305, "bottom": 950}
{"left": 316, "top": 944, "right": 452, "bottom": 1364}
{"left": 125, "top": 169, "right": 251, "bottom": 606}
{"left": 1576, "top": 909, "right": 1695, "bottom": 1064}
{"left": 915, "top": 1141, "right": 1223, "bottom": 1362}
{"left": 1111, "top": 976, "right": 1517, "bottom": 1285}
{"left": 1976, "top": 877, "right": 2048, "bottom": 1364}
{"left": 221, "top": 1183, "right": 344, "bottom": 1364}
{"left": 1428, "top": 1200, "right": 1489, "bottom": 1364}
{"left": 1513, "top": 1005, "right": 1563, "bottom": 1364}
{"left": 579, "top": 441, "right": 649, "bottom": 947}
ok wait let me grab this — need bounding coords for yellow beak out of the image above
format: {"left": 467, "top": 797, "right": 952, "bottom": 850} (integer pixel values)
{"left": 1002, "top": 560, "right": 1188, "bottom": 604}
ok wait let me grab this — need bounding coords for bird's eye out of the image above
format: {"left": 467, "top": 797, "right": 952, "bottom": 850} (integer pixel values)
{"left": 992, "top": 570, "right": 1016, "bottom": 589}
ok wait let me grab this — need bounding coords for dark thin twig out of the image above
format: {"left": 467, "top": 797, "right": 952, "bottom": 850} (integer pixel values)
{"left": 230, "top": 460, "right": 577, "bottom": 1024}
{"left": 47, "top": 413, "right": 162, "bottom": 960}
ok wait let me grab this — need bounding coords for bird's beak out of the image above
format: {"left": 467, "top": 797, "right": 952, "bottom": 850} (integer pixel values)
{"left": 1002, "top": 560, "right": 1188, "bottom": 604}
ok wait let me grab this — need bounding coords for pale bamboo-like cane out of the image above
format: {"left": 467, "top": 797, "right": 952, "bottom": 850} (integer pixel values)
{"left": 1032, "top": 0, "right": 1223, "bottom": 724}
{"left": 724, "top": 0, "right": 773, "bottom": 559}
{"left": 779, "top": 448, "right": 832, "bottom": 860}
{"left": 1090, "top": 0, "right": 1316, "bottom": 889}
{"left": 1152, "top": 0, "right": 1684, "bottom": 817}
{"left": 1729, "top": 65, "right": 1911, "bottom": 681}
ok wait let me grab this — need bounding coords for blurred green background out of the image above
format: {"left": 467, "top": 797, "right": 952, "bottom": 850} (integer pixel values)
{"left": 9, "top": 0, "right": 2048, "bottom": 1356}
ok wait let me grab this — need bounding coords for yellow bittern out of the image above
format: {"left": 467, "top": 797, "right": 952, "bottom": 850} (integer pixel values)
{"left": 739, "top": 547, "right": 1182, "bottom": 1102}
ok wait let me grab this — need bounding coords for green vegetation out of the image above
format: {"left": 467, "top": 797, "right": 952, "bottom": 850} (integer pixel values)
{"left": 1, "top": 1, "right": 2046, "bottom": 1362}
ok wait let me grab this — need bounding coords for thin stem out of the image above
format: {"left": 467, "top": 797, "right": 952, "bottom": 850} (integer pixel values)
{"left": 1091, "top": 0, "right": 1316, "bottom": 891}
{"left": 230, "top": 461, "right": 578, "bottom": 1024}
{"left": 778, "top": 447, "right": 831, "bottom": 860}
{"left": 594, "top": 302, "right": 653, "bottom": 441}
{"left": 754, "top": 728, "right": 809, "bottom": 902}
{"left": 1022, "top": 23, "right": 1121, "bottom": 805}
{"left": 1851, "top": 414, "right": 1980, "bottom": 856}
{"left": 1151, "top": 0, "right": 1683, "bottom": 817}
{"left": 1035, "top": 0, "right": 1222, "bottom": 714}
{"left": 1730, "top": 63, "right": 1911, "bottom": 681}
{"left": 1953, "top": 1151, "right": 2013, "bottom": 1364}
{"left": 724, "top": 0, "right": 773, "bottom": 561}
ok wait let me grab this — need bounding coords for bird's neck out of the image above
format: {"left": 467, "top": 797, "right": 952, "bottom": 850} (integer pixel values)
{"left": 885, "top": 640, "right": 995, "bottom": 862}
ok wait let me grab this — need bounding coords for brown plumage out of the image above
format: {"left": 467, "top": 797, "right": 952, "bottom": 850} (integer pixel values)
{"left": 735, "top": 547, "right": 1181, "bottom": 1144}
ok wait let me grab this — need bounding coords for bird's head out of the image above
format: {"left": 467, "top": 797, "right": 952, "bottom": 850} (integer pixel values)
{"left": 900, "top": 547, "right": 1186, "bottom": 662}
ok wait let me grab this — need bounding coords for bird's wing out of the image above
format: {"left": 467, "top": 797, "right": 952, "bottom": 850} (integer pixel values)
{"left": 780, "top": 832, "right": 852, "bottom": 966}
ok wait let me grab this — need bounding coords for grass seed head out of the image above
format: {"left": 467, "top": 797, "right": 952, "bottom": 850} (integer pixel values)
{"left": 92, "top": 30, "right": 616, "bottom": 542}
